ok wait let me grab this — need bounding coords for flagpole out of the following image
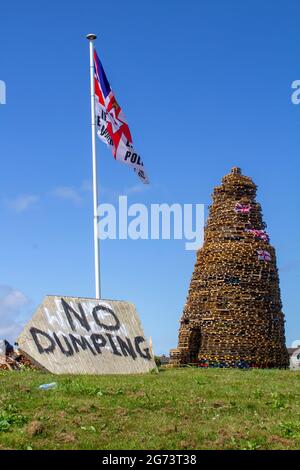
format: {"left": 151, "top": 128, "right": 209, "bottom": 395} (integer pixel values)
{"left": 87, "top": 33, "right": 101, "bottom": 299}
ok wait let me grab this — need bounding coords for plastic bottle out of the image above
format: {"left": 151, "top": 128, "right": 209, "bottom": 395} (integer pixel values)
{"left": 38, "top": 382, "right": 57, "bottom": 390}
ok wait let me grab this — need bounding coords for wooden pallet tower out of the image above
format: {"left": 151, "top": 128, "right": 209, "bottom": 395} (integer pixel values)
{"left": 170, "top": 167, "right": 289, "bottom": 368}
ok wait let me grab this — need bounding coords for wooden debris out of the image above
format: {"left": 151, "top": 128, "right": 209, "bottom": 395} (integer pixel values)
{"left": 0, "top": 343, "right": 37, "bottom": 371}
{"left": 170, "top": 167, "right": 289, "bottom": 368}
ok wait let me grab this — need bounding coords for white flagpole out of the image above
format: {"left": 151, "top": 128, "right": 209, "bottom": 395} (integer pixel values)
{"left": 87, "top": 33, "right": 101, "bottom": 299}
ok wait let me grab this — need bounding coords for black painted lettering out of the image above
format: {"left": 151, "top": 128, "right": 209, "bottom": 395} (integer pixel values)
{"left": 69, "top": 334, "right": 96, "bottom": 356}
{"left": 53, "top": 332, "right": 74, "bottom": 357}
{"left": 134, "top": 336, "right": 151, "bottom": 360}
{"left": 90, "top": 333, "right": 107, "bottom": 354}
{"left": 30, "top": 327, "right": 56, "bottom": 354}
{"left": 106, "top": 333, "right": 122, "bottom": 356}
{"left": 92, "top": 305, "right": 120, "bottom": 331}
{"left": 116, "top": 336, "right": 137, "bottom": 360}
{"left": 61, "top": 299, "right": 90, "bottom": 332}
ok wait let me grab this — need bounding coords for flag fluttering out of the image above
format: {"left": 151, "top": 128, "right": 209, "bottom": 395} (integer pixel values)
{"left": 93, "top": 50, "right": 149, "bottom": 184}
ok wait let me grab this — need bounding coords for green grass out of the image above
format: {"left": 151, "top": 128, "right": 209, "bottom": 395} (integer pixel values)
{"left": 0, "top": 368, "right": 300, "bottom": 450}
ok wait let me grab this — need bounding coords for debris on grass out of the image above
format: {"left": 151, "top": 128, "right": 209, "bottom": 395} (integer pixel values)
{"left": 38, "top": 382, "right": 57, "bottom": 390}
{"left": 0, "top": 339, "right": 37, "bottom": 371}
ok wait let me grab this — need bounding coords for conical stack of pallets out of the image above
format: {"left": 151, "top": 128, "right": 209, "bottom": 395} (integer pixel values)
{"left": 170, "top": 167, "right": 289, "bottom": 368}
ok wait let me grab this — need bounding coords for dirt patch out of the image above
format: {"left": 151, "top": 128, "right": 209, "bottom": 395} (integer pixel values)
{"left": 18, "top": 385, "right": 31, "bottom": 393}
{"left": 160, "top": 424, "right": 178, "bottom": 434}
{"left": 212, "top": 429, "right": 248, "bottom": 448}
{"left": 268, "top": 435, "right": 293, "bottom": 447}
{"left": 77, "top": 406, "right": 90, "bottom": 413}
{"left": 115, "top": 407, "right": 128, "bottom": 416}
{"left": 56, "top": 432, "right": 76, "bottom": 443}
{"left": 212, "top": 400, "right": 226, "bottom": 408}
{"left": 128, "top": 390, "right": 146, "bottom": 398}
{"left": 179, "top": 439, "right": 197, "bottom": 449}
{"left": 72, "top": 417, "right": 81, "bottom": 425}
{"left": 26, "top": 421, "right": 44, "bottom": 437}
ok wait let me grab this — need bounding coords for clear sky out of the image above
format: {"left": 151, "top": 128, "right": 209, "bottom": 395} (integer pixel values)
{"left": 0, "top": 0, "right": 299, "bottom": 352}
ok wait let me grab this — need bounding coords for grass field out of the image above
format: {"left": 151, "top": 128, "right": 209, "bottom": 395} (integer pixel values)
{"left": 0, "top": 367, "right": 300, "bottom": 450}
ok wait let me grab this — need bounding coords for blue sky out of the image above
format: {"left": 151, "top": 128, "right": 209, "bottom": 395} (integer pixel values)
{"left": 0, "top": 0, "right": 299, "bottom": 352}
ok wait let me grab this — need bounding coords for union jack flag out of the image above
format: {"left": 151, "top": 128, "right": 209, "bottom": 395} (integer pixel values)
{"left": 234, "top": 203, "right": 251, "bottom": 213}
{"left": 257, "top": 250, "right": 271, "bottom": 262}
{"left": 246, "top": 228, "right": 270, "bottom": 242}
{"left": 94, "top": 49, "right": 149, "bottom": 184}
